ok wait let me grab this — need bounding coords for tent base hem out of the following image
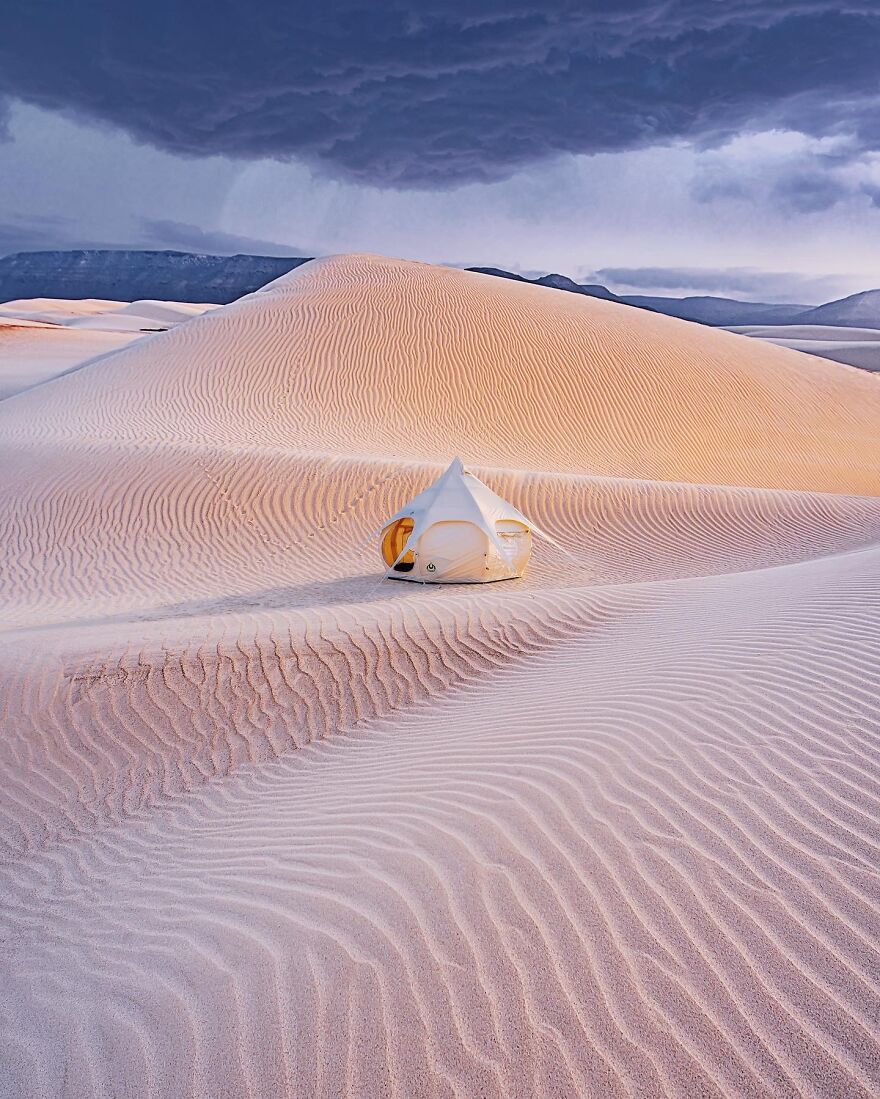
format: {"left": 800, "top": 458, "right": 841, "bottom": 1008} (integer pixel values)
{"left": 385, "top": 573, "right": 524, "bottom": 586}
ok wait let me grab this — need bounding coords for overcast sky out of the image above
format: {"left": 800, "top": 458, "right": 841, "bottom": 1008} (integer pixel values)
{"left": 2, "top": 2, "right": 880, "bottom": 302}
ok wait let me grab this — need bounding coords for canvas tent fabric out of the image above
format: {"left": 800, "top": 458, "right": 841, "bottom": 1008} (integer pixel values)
{"left": 379, "top": 459, "right": 534, "bottom": 584}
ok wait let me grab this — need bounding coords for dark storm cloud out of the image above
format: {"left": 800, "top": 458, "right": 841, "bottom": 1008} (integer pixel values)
{"left": 770, "top": 172, "right": 847, "bottom": 213}
{"left": 0, "top": 214, "right": 87, "bottom": 256}
{"left": 1, "top": 2, "right": 880, "bottom": 187}
{"left": 693, "top": 164, "right": 851, "bottom": 211}
{"left": 692, "top": 154, "right": 880, "bottom": 214}
{"left": 140, "top": 219, "right": 307, "bottom": 257}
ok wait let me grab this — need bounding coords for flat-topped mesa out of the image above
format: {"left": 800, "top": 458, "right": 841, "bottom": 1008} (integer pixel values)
{"left": 0, "top": 249, "right": 312, "bottom": 305}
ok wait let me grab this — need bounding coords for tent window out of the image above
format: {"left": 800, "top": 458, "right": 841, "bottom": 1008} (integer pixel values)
{"left": 382, "top": 518, "right": 416, "bottom": 571}
{"left": 495, "top": 519, "right": 531, "bottom": 571}
{"left": 495, "top": 519, "right": 530, "bottom": 539}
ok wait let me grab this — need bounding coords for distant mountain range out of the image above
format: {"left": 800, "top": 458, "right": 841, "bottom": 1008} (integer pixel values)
{"left": 0, "top": 250, "right": 311, "bottom": 305}
{"left": 468, "top": 267, "right": 621, "bottom": 302}
{"left": 620, "top": 295, "right": 811, "bottom": 326}
{"left": 469, "top": 266, "right": 880, "bottom": 328}
{"left": 1, "top": 250, "right": 879, "bottom": 331}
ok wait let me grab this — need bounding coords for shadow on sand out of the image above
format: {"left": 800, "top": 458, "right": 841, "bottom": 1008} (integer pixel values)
{"left": 13, "top": 572, "right": 445, "bottom": 637}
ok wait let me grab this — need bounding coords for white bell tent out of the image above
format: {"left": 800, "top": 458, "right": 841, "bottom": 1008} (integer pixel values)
{"left": 379, "top": 459, "right": 542, "bottom": 584}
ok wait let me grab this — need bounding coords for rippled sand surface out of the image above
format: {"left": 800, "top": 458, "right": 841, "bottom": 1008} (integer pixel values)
{"left": 1, "top": 254, "right": 879, "bottom": 1098}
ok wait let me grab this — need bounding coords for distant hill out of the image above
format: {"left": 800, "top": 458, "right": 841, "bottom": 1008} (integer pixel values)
{"left": 466, "top": 267, "right": 527, "bottom": 283}
{"left": 620, "top": 294, "right": 810, "bottom": 326}
{"left": 0, "top": 250, "right": 312, "bottom": 305}
{"left": 534, "top": 274, "right": 620, "bottom": 301}
{"left": 466, "top": 268, "right": 625, "bottom": 304}
{"left": 792, "top": 289, "right": 880, "bottom": 328}
{"left": 466, "top": 268, "right": 810, "bottom": 325}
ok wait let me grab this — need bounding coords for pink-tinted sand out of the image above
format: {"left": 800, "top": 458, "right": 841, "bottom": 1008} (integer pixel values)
{"left": 1, "top": 255, "right": 879, "bottom": 1097}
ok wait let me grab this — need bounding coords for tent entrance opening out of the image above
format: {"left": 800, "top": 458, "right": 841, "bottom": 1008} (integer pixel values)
{"left": 382, "top": 517, "right": 415, "bottom": 572}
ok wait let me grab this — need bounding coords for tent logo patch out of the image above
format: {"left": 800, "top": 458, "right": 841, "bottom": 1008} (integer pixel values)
{"left": 426, "top": 562, "right": 437, "bottom": 572}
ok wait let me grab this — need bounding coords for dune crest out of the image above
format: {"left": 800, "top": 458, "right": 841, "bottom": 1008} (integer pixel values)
{"left": 1, "top": 254, "right": 879, "bottom": 1098}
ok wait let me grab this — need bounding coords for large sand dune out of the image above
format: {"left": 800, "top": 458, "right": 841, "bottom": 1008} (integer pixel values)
{"left": 1, "top": 254, "right": 879, "bottom": 1098}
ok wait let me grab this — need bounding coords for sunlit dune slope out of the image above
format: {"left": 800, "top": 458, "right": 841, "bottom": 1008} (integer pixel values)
{"left": 2, "top": 253, "right": 878, "bottom": 492}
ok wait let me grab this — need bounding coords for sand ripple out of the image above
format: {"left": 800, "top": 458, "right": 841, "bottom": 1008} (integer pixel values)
{"left": 1, "top": 255, "right": 879, "bottom": 1097}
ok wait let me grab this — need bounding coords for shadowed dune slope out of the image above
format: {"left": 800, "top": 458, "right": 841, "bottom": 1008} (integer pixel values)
{"left": 1, "top": 254, "right": 879, "bottom": 1099}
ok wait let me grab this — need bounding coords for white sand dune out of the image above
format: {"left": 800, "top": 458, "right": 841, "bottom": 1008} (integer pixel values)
{"left": 0, "top": 297, "right": 129, "bottom": 324}
{"left": 0, "top": 323, "right": 139, "bottom": 400}
{"left": 761, "top": 340, "right": 879, "bottom": 374}
{"left": 728, "top": 324, "right": 880, "bottom": 342}
{"left": 0, "top": 298, "right": 216, "bottom": 399}
{"left": 0, "top": 297, "right": 215, "bottom": 329}
{"left": 1, "top": 254, "right": 879, "bottom": 1098}
{"left": 725, "top": 323, "right": 880, "bottom": 374}
{"left": 62, "top": 299, "right": 217, "bottom": 332}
